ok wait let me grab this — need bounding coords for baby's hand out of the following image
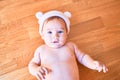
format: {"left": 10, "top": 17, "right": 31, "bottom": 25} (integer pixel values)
{"left": 34, "top": 66, "right": 50, "bottom": 80}
{"left": 94, "top": 61, "right": 108, "bottom": 73}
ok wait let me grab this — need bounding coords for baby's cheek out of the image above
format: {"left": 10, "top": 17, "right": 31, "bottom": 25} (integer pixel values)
{"left": 45, "top": 36, "right": 52, "bottom": 41}
{"left": 61, "top": 35, "right": 67, "bottom": 40}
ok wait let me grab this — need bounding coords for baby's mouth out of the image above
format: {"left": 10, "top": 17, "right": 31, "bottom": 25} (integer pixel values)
{"left": 53, "top": 41, "right": 59, "bottom": 43}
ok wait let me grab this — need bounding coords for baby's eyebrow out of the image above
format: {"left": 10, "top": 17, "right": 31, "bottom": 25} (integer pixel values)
{"left": 59, "top": 28, "right": 64, "bottom": 30}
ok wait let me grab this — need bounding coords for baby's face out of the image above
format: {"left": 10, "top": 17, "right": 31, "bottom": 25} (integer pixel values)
{"left": 42, "top": 18, "right": 68, "bottom": 48}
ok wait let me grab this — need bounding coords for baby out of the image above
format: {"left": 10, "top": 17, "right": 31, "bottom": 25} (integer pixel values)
{"left": 28, "top": 10, "right": 108, "bottom": 80}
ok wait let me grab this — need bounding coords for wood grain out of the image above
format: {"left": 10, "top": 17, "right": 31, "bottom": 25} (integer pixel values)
{"left": 0, "top": 0, "right": 120, "bottom": 80}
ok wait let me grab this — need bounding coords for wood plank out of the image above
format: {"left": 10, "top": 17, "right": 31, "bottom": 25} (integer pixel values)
{"left": 0, "top": 0, "right": 120, "bottom": 80}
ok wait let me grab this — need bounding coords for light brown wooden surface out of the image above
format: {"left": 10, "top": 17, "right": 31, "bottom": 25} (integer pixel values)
{"left": 0, "top": 0, "right": 120, "bottom": 80}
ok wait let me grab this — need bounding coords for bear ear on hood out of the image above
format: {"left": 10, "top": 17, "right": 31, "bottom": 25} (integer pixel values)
{"left": 64, "top": 11, "right": 71, "bottom": 18}
{"left": 35, "top": 12, "right": 43, "bottom": 19}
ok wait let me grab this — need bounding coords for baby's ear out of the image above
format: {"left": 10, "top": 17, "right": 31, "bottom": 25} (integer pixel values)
{"left": 35, "top": 12, "right": 43, "bottom": 19}
{"left": 64, "top": 11, "right": 71, "bottom": 18}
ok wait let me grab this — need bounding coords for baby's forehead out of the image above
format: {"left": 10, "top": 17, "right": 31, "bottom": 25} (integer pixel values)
{"left": 43, "top": 18, "right": 67, "bottom": 31}
{"left": 44, "top": 17, "right": 66, "bottom": 26}
{"left": 45, "top": 16, "right": 66, "bottom": 23}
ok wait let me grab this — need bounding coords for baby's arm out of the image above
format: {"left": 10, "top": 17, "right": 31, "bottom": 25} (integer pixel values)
{"left": 81, "top": 55, "right": 108, "bottom": 73}
{"left": 28, "top": 47, "right": 49, "bottom": 80}
{"left": 72, "top": 43, "right": 108, "bottom": 73}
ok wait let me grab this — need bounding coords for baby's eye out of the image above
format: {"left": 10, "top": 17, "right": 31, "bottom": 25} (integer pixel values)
{"left": 58, "top": 31, "right": 63, "bottom": 33}
{"left": 47, "top": 31, "right": 52, "bottom": 34}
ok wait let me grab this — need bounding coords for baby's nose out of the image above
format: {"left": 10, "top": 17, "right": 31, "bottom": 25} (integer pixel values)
{"left": 53, "top": 32, "right": 59, "bottom": 38}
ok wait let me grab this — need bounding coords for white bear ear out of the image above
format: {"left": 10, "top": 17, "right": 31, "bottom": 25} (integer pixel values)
{"left": 35, "top": 12, "right": 43, "bottom": 19}
{"left": 64, "top": 11, "right": 71, "bottom": 18}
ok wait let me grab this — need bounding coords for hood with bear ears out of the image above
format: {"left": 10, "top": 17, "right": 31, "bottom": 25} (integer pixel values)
{"left": 35, "top": 10, "right": 71, "bottom": 35}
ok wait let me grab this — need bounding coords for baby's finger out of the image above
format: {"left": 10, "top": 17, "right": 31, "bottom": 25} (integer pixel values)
{"left": 103, "top": 65, "right": 108, "bottom": 73}
{"left": 39, "top": 67, "right": 46, "bottom": 75}
{"left": 37, "top": 71, "right": 45, "bottom": 79}
{"left": 36, "top": 73, "right": 42, "bottom": 80}
{"left": 42, "top": 67, "right": 48, "bottom": 74}
{"left": 98, "top": 66, "right": 102, "bottom": 72}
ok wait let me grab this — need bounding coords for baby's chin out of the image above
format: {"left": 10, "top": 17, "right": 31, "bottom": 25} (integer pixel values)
{"left": 47, "top": 43, "right": 65, "bottom": 48}
{"left": 48, "top": 45, "right": 63, "bottom": 48}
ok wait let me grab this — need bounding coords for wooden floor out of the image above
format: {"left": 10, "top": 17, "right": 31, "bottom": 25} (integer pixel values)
{"left": 0, "top": 0, "right": 120, "bottom": 80}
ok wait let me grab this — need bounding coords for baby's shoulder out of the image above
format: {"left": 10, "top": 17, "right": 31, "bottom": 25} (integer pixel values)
{"left": 66, "top": 42, "right": 76, "bottom": 47}
{"left": 35, "top": 44, "right": 46, "bottom": 52}
{"left": 66, "top": 42, "right": 76, "bottom": 49}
